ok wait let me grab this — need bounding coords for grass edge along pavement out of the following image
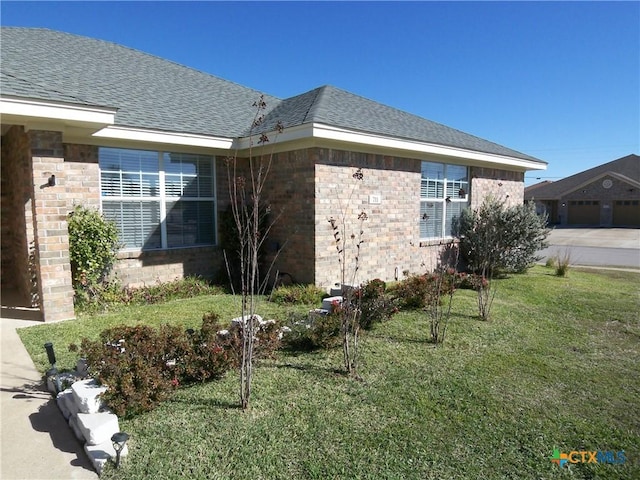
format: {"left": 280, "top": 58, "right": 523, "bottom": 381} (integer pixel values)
{"left": 17, "top": 266, "right": 640, "bottom": 479}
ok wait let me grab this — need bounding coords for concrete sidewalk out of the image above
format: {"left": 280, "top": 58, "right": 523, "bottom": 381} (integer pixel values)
{"left": 0, "top": 311, "right": 97, "bottom": 480}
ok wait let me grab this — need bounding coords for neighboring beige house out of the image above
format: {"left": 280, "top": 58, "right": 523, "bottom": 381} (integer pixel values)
{"left": 525, "top": 154, "right": 639, "bottom": 226}
{"left": 1, "top": 27, "right": 547, "bottom": 321}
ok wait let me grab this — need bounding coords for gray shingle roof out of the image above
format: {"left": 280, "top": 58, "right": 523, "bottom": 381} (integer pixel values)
{"left": 1, "top": 27, "right": 278, "bottom": 137}
{"left": 1, "top": 27, "right": 544, "bottom": 164}
{"left": 525, "top": 154, "right": 640, "bottom": 199}
{"left": 263, "top": 86, "right": 543, "bottom": 162}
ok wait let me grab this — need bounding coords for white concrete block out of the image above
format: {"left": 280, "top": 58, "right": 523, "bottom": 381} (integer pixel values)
{"left": 56, "top": 388, "right": 73, "bottom": 420}
{"left": 230, "top": 314, "right": 263, "bottom": 327}
{"left": 68, "top": 415, "right": 86, "bottom": 444}
{"left": 72, "top": 378, "right": 107, "bottom": 414}
{"left": 85, "top": 441, "right": 128, "bottom": 475}
{"left": 322, "top": 296, "right": 343, "bottom": 312}
{"left": 77, "top": 412, "right": 119, "bottom": 446}
{"left": 330, "top": 285, "right": 343, "bottom": 296}
{"left": 63, "top": 391, "right": 81, "bottom": 419}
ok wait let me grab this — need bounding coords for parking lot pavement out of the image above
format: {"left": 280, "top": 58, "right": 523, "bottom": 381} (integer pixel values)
{"left": 546, "top": 228, "right": 640, "bottom": 249}
{"left": 539, "top": 228, "right": 640, "bottom": 269}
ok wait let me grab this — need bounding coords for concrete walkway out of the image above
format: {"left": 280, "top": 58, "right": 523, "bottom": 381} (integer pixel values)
{"left": 0, "top": 309, "right": 97, "bottom": 480}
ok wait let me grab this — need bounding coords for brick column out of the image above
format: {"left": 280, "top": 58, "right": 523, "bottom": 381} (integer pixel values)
{"left": 29, "top": 130, "right": 75, "bottom": 322}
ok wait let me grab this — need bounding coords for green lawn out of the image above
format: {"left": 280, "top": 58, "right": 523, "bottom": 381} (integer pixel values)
{"left": 18, "top": 266, "right": 640, "bottom": 479}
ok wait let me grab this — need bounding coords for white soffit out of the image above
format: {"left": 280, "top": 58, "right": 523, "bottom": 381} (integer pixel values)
{"left": 0, "top": 97, "right": 116, "bottom": 126}
{"left": 92, "top": 125, "right": 234, "bottom": 150}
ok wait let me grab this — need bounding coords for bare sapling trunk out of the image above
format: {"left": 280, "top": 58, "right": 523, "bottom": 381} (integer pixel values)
{"left": 428, "top": 244, "right": 459, "bottom": 344}
{"left": 328, "top": 168, "right": 367, "bottom": 377}
{"left": 226, "top": 95, "right": 283, "bottom": 410}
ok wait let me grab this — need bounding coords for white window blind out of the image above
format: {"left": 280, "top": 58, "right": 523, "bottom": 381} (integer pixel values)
{"left": 99, "top": 147, "right": 215, "bottom": 250}
{"left": 420, "top": 162, "right": 469, "bottom": 239}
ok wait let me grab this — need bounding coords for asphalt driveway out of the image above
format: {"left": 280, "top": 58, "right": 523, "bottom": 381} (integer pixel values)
{"left": 538, "top": 228, "right": 640, "bottom": 270}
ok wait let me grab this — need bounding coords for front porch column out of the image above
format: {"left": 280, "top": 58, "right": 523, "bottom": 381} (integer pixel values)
{"left": 29, "top": 130, "right": 75, "bottom": 322}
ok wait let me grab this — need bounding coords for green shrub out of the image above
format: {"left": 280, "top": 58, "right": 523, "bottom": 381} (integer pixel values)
{"left": 391, "top": 272, "right": 458, "bottom": 310}
{"left": 270, "top": 284, "right": 326, "bottom": 305}
{"left": 281, "top": 311, "right": 342, "bottom": 351}
{"left": 359, "top": 279, "right": 399, "bottom": 329}
{"left": 67, "top": 205, "right": 119, "bottom": 295}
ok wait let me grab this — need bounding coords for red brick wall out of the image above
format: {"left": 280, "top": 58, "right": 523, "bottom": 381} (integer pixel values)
{"left": 219, "top": 148, "right": 527, "bottom": 290}
{"left": 1, "top": 126, "right": 38, "bottom": 304}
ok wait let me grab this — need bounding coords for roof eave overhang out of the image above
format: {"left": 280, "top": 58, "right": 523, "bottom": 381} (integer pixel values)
{"left": 0, "top": 96, "right": 117, "bottom": 130}
{"left": 235, "top": 122, "right": 547, "bottom": 171}
{"left": 91, "top": 125, "right": 234, "bottom": 150}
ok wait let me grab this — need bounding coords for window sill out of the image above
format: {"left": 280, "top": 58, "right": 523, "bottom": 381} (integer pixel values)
{"left": 419, "top": 238, "right": 459, "bottom": 248}
{"left": 116, "top": 245, "right": 217, "bottom": 260}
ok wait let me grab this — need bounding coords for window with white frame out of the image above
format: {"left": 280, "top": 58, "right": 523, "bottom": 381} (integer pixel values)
{"left": 420, "top": 162, "right": 469, "bottom": 239}
{"left": 99, "top": 147, "right": 215, "bottom": 250}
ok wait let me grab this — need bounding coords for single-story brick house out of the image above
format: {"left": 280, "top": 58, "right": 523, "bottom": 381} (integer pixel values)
{"left": 1, "top": 27, "right": 547, "bottom": 321}
{"left": 525, "top": 154, "right": 639, "bottom": 226}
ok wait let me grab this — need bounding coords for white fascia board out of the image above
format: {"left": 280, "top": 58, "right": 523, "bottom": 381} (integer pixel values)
{"left": 0, "top": 97, "right": 116, "bottom": 126}
{"left": 92, "top": 125, "right": 234, "bottom": 150}
{"left": 310, "top": 123, "right": 547, "bottom": 171}
{"left": 232, "top": 123, "right": 315, "bottom": 151}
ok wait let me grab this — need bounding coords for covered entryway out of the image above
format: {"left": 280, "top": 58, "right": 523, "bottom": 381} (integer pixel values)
{"left": 613, "top": 200, "right": 640, "bottom": 226}
{"left": 568, "top": 200, "right": 600, "bottom": 225}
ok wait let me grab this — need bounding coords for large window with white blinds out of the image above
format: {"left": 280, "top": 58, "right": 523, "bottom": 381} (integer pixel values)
{"left": 99, "top": 147, "right": 215, "bottom": 250}
{"left": 420, "top": 162, "right": 469, "bottom": 239}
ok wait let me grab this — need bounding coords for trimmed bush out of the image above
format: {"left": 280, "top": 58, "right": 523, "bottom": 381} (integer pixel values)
{"left": 67, "top": 205, "right": 119, "bottom": 301}
{"left": 359, "top": 279, "right": 399, "bottom": 330}
{"left": 76, "top": 324, "right": 183, "bottom": 418}
{"left": 75, "top": 276, "right": 223, "bottom": 313}
{"left": 281, "top": 311, "right": 342, "bottom": 351}
{"left": 391, "top": 272, "right": 458, "bottom": 310}
{"left": 270, "top": 284, "right": 326, "bottom": 305}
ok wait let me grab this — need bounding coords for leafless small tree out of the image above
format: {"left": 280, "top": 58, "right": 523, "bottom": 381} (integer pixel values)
{"left": 327, "top": 167, "right": 367, "bottom": 377}
{"left": 225, "top": 95, "right": 282, "bottom": 410}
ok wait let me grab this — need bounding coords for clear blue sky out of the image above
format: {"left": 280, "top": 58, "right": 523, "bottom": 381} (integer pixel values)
{"left": 2, "top": 1, "right": 638, "bottom": 185}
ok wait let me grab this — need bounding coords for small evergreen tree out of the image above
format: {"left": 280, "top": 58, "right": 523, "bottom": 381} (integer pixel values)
{"left": 456, "top": 197, "right": 549, "bottom": 275}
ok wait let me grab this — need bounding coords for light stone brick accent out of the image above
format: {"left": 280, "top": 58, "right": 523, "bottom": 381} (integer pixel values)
{"left": 313, "top": 150, "right": 428, "bottom": 288}
{"left": 470, "top": 167, "right": 525, "bottom": 208}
